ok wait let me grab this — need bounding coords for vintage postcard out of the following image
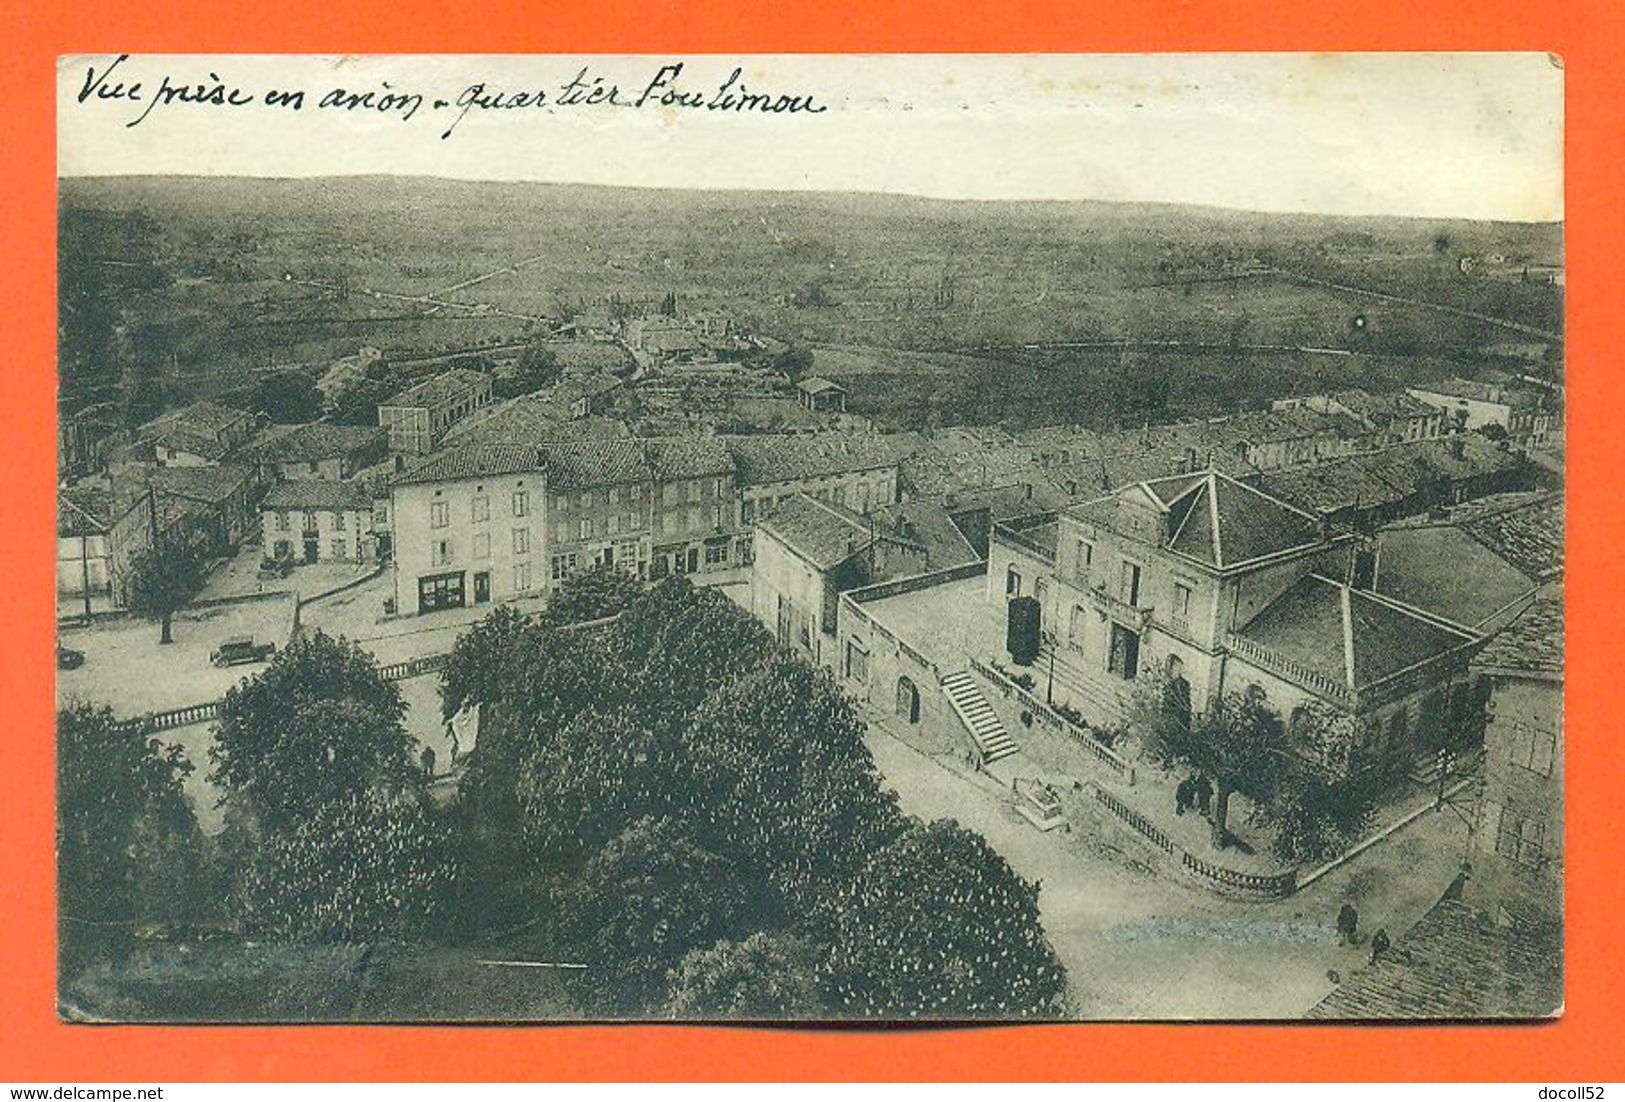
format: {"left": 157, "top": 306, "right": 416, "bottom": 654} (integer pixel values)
{"left": 54, "top": 53, "right": 1563, "bottom": 1022}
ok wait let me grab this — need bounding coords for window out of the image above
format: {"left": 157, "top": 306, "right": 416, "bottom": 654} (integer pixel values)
{"left": 1121, "top": 561, "right": 1142, "bottom": 606}
{"left": 333, "top": 511, "right": 347, "bottom": 531}
{"left": 742, "top": 499, "right": 756, "bottom": 524}
{"left": 513, "top": 527, "right": 530, "bottom": 554}
{"left": 1172, "top": 582, "right": 1192, "bottom": 620}
{"left": 473, "top": 532, "right": 490, "bottom": 559}
{"left": 845, "top": 640, "right": 870, "bottom": 683}
{"left": 308, "top": 461, "right": 319, "bottom": 475}
{"left": 276, "top": 511, "right": 290, "bottom": 532}
{"left": 832, "top": 486, "right": 847, "bottom": 508}
{"left": 471, "top": 495, "right": 489, "bottom": 522}
{"left": 1069, "top": 605, "right": 1086, "bottom": 651}
{"left": 579, "top": 491, "right": 592, "bottom": 509}
{"left": 331, "top": 539, "right": 347, "bottom": 560}
{"left": 1006, "top": 566, "right": 1022, "bottom": 596}
{"left": 512, "top": 490, "right": 529, "bottom": 517}
{"left": 431, "top": 538, "right": 453, "bottom": 567}
{"left": 1078, "top": 540, "right": 1093, "bottom": 573}
{"left": 304, "top": 510, "right": 318, "bottom": 533}
{"left": 608, "top": 487, "right": 619, "bottom": 505}
{"left": 686, "top": 507, "right": 702, "bottom": 531}
{"left": 711, "top": 504, "right": 724, "bottom": 529}
{"left": 430, "top": 501, "right": 449, "bottom": 529}
{"left": 1513, "top": 725, "right": 1558, "bottom": 777}
{"left": 372, "top": 502, "right": 388, "bottom": 526}
{"left": 550, "top": 552, "right": 577, "bottom": 581}
{"left": 578, "top": 518, "right": 592, "bottom": 540}
{"left": 687, "top": 481, "right": 701, "bottom": 503}
{"left": 556, "top": 521, "right": 571, "bottom": 543}
{"left": 629, "top": 484, "right": 642, "bottom": 502}
{"left": 608, "top": 514, "right": 621, "bottom": 535}
{"left": 705, "top": 543, "right": 728, "bottom": 565}
{"left": 513, "top": 562, "right": 532, "bottom": 592}
{"left": 713, "top": 477, "right": 725, "bottom": 497}
{"left": 626, "top": 512, "right": 640, "bottom": 531}
{"left": 1493, "top": 807, "right": 1546, "bottom": 868}
{"left": 663, "top": 483, "right": 680, "bottom": 506}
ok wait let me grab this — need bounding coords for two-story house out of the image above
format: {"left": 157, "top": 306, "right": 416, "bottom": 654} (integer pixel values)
{"left": 261, "top": 481, "right": 377, "bottom": 565}
{"left": 138, "top": 400, "right": 257, "bottom": 467}
{"left": 390, "top": 444, "right": 547, "bottom": 614}
{"left": 544, "top": 439, "right": 656, "bottom": 586}
{"left": 251, "top": 422, "right": 390, "bottom": 482}
{"left": 990, "top": 469, "right": 1483, "bottom": 780}
{"left": 379, "top": 368, "right": 494, "bottom": 456}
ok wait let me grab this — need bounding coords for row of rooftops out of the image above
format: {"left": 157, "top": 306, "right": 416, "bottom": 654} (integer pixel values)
{"left": 392, "top": 430, "right": 904, "bottom": 492}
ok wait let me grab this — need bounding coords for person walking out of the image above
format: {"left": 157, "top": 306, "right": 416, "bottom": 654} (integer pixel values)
{"left": 421, "top": 744, "right": 437, "bottom": 778}
{"left": 1337, "top": 903, "right": 1359, "bottom": 946}
{"left": 1175, "top": 777, "right": 1194, "bottom": 816}
{"left": 1370, "top": 928, "right": 1391, "bottom": 963}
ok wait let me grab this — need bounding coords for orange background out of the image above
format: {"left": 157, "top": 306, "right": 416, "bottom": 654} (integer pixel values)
{"left": 4, "top": 0, "right": 1619, "bottom": 1082}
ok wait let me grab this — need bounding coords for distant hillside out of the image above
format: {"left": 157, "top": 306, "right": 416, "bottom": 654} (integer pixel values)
{"left": 57, "top": 175, "right": 1563, "bottom": 429}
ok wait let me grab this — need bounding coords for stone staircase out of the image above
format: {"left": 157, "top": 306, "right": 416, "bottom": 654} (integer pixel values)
{"left": 941, "top": 670, "right": 1019, "bottom": 764}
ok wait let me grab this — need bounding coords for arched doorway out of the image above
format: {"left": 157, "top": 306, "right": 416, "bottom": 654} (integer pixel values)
{"left": 896, "top": 676, "right": 921, "bottom": 724}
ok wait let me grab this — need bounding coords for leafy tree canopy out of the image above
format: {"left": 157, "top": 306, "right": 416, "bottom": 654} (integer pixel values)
{"left": 251, "top": 370, "right": 323, "bottom": 423}
{"left": 540, "top": 563, "right": 643, "bottom": 629}
{"left": 125, "top": 538, "right": 205, "bottom": 644}
{"left": 211, "top": 631, "right": 419, "bottom": 830}
{"left": 666, "top": 932, "right": 829, "bottom": 1020}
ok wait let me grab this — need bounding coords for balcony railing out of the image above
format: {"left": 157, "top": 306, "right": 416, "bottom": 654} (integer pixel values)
{"left": 1079, "top": 580, "right": 1153, "bottom": 631}
{"left": 1225, "top": 632, "right": 1355, "bottom": 707}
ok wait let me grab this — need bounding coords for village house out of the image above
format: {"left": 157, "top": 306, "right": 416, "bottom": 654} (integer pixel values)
{"left": 796, "top": 376, "right": 849, "bottom": 414}
{"left": 390, "top": 444, "right": 548, "bottom": 614}
{"left": 543, "top": 439, "right": 655, "bottom": 586}
{"left": 751, "top": 493, "right": 930, "bottom": 669}
{"left": 726, "top": 434, "right": 902, "bottom": 557}
{"left": 250, "top": 422, "right": 389, "bottom": 482}
{"left": 1407, "top": 377, "right": 1558, "bottom": 445}
{"left": 1274, "top": 388, "right": 1445, "bottom": 447}
{"left": 378, "top": 368, "right": 494, "bottom": 455}
{"left": 648, "top": 437, "right": 740, "bottom": 579}
{"left": 1258, "top": 434, "right": 1535, "bottom": 532}
{"left": 1467, "top": 595, "right": 1563, "bottom": 925}
{"left": 146, "top": 464, "right": 260, "bottom": 557}
{"left": 988, "top": 470, "right": 1483, "bottom": 779}
{"left": 261, "top": 481, "right": 377, "bottom": 565}
{"left": 57, "top": 483, "right": 157, "bottom": 616}
{"left": 138, "top": 400, "right": 257, "bottom": 467}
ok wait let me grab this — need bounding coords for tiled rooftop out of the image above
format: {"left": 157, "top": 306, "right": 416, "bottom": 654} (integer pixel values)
{"left": 757, "top": 494, "right": 873, "bottom": 570}
{"left": 1308, "top": 897, "right": 1561, "bottom": 1020}
{"left": 384, "top": 368, "right": 491, "bottom": 410}
{"left": 1236, "top": 574, "right": 1476, "bottom": 690}
{"left": 253, "top": 423, "right": 386, "bottom": 463}
{"left": 1475, "top": 596, "right": 1563, "bottom": 678}
{"left": 393, "top": 444, "right": 545, "bottom": 486}
{"left": 262, "top": 480, "right": 374, "bottom": 512}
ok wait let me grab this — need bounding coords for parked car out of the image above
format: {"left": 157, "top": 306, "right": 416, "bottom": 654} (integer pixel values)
{"left": 210, "top": 635, "right": 277, "bottom": 667}
{"left": 56, "top": 644, "right": 85, "bottom": 670}
{"left": 256, "top": 557, "right": 295, "bottom": 580}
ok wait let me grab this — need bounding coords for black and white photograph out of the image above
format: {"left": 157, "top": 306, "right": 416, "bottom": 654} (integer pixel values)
{"left": 54, "top": 52, "right": 1564, "bottom": 1023}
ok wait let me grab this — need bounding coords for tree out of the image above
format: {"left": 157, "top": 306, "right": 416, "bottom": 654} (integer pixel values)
{"left": 125, "top": 537, "right": 205, "bottom": 644}
{"left": 251, "top": 370, "right": 323, "bottom": 423}
{"left": 772, "top": 345, "right": 815, "bottom": 382}
{"left": 210, "top": 631, "right": 420, "bottom": 830}
{"left": 1130, "top": 670, "right": 1194, "bottom": 771}
{"left": 57, "top": 702, "right": 203, "bottom": 961}
{"left": 494, "top": 342, "right": 560, "bottom": 399}
{"left": 569, "top": 818, "right": 746, "bottom": 1014}
{"left": 1188, "top": 684, "right": 1286, "bottom": 849}
{"left": 1251, "top": 759, "right": 1380, "bottom": 865}
{"left": 826, "top": 820, "right": 1068, "bottom": 1020}
{"left": 514, "top": 706, "right": 682, "bottom": 866}
{"left": 666, "top": 932, "right": 828, "bottom": 1019}
{"left": 330, "top": 372, "right": 407, "bottom": 426}
{"left": 681, "top": 653, "right": 905, "bottom": 927}
{"left": 540, "top": 563, "right": 643, "bottom": 628}
{"left": 242, "top": 789, "right": 456, "bottom": 942}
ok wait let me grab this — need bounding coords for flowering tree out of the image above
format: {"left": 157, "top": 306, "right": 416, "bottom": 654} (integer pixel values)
{"left": 826, "top": 820, "right": 1068, "bottom": 1020}
{"left": 243, "top": 790, "right": 456, "bottom": 942}
{"left": 666, "top": 932, "right": 828, "bottom": 1019}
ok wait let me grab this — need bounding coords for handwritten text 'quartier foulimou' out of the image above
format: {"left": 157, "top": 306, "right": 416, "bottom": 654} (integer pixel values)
{"left": 74, "top": 57, "right": 829, "bottom": 138}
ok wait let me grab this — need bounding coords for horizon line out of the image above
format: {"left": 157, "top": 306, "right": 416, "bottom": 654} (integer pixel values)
{"left": 56, "top": 171, "right": 1566, "bottom": 227}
